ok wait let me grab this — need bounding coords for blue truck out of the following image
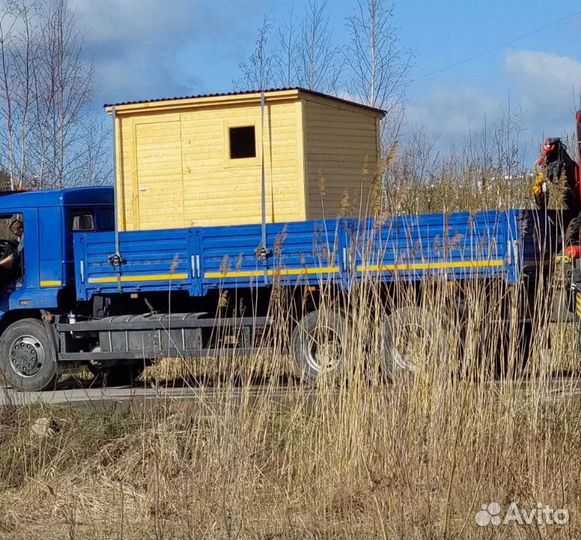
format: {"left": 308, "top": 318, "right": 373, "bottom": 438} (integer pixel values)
{"left": 0, "top": 184, "right": 563, "bottom": 391}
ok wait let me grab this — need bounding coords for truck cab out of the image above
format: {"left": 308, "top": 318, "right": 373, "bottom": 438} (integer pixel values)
{"left": 0, "top": 187, "right": 114, "bottom": 390}
{"left": 0, "top": 187, "right": 114, "bottom": 318}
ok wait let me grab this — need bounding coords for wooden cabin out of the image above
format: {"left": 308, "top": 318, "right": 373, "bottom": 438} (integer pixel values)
{"left": 106, "top": 88, "right": 385, "bottom": 231}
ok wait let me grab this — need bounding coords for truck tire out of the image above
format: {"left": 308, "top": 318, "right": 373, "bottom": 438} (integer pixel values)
{"left": 384, "top": 306, "right": 448, "bottom": 376}
{"left": 291, "top": 310, "right": 346, "bottom": 384}
{"left": 0, "top": 318, "right": 58, "bottom": 391}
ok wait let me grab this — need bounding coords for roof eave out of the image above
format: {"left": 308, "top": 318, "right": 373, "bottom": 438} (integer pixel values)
{"left": 105, "top": 89, "right": 301, "bottom": 115}
{"left": 298, "top": 88, "right": 386, "bottom": 115}
{"left": 104, "top": 87, "right": 386, "bottom": 116}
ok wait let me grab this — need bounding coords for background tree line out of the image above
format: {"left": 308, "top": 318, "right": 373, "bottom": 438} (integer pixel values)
{"left": 0, "top": 0, "right": 108, "bottom": 190}
{"left": 237, "top": 0, "right": 412, "bottom": 148}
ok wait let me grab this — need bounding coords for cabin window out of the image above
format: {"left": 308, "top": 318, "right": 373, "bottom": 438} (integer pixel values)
{"left": 0, "top": 213, "right": 24, "bottom": 280}
{"left": 229, "top": 126, "right": 256, "bottom": 159}
{"left": 0, "top": 214, "right": 23, "bottom": 243}
{"left": 69, "top": 211, "right": 95, "bottom": 231}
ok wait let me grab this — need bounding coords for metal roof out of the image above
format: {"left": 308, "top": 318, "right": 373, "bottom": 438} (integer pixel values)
{"left": 104, "top": 87, "right": 385, "bottom": 114}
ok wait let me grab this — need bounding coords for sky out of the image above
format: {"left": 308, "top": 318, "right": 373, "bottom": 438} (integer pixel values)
{"left": 71, "top": 0, "right": 581, "bottom": 161}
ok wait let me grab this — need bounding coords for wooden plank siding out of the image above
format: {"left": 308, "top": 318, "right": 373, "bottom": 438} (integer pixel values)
{"left": 179, "top": 101, "right": 303, "bottom": 227}
{"left": 135, "top": 118, "right": 184, "bottom": 229}
{"left": 111, "top": 89, "right": 383, "bottom": 230}
{"left": 115, "top": 99, "right": 304, "bottom": 230}
{"left": 302, "top": 94, "right": 381, "bottom": 220}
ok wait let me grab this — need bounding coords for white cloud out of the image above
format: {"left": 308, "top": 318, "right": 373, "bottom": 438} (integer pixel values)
{"left": 505, "top": 50, "right": 580, "bottom": 110}
{"left": 72, "top": 0, "right": 229, "bottom": 47}
{"left": 405, "top": 85, "right": 500, "bottom": 143}
{"left": 504, "top": 50, "right": 580, "bottom": 143}
{"left": 404, "top": 50, "right": 581, "bottom": 158}
{"left": 70, "top": 0, "right": 264, "bottom": 104}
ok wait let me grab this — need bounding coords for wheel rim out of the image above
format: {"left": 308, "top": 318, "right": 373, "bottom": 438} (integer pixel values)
{"left": 9, "top": 335, "right": 46, "bottom": 378}
{"left": 391, "top": 320, "right": 433, "bottom": 371}
{"left": 305, "top": 323, "right": 343, "bottom": 374}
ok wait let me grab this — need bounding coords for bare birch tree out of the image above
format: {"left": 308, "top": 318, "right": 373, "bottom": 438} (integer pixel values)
{"left": 273, "top": 7, "right": 299, "bottom": 87}
{"left": 296, "top": 0, "right": 341, "bottom": 93}
{"left": 0, "top": 0, "right": 39, "bottom": 189}
{"left": 0, "top": 0, "right": 108, "bottom": 189}
{"left": 238, "top": 1, "right": 341, "bottom": 94}
{"left": 0, "top": 7, "right": 16, "bottom": 189}
{"left": 237, "top": 16, "right": 274, "bottom": 90}
{"left": 346, "top": 0, "right": 411, "bottom": 145}
{"left": 491, "top": 97, "right": 526, "bottom": 180}
{"left": 36, "top": 0, "right": 96, "bottom": 188}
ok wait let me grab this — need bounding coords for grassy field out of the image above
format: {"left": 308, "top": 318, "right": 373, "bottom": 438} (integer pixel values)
{"left": 0, "top": 275, "right": 578, "bottom": 540}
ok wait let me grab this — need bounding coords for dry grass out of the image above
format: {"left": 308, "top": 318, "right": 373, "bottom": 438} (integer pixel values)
{"left": 0, "top": 274, "right": 578, "bottom": 540}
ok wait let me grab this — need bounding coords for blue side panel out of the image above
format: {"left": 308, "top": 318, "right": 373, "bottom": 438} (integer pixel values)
{"left": 268, "top": 219, "right": 345, "bottom": 286}
{"left": 7, "top": 206, "right": 63, "bottom": 310}
{"left": 198, "top": 219, "right": 345, "bottom": 292}
{"left": 9, "top": 287, "right": 61, "bottom": 310}
{"left": 39, "top": 206, "right": 65, "bottom": 287}
{"left": 75, "top": 209, "right": 553, "bottom": 301}
{"left": 75, "top": 229, "right": 193, "bottom": 300}
{"left": 198, "top": 223, "right": 270, "bottom": 290}
{"left": 76, "top": 220, "right": 347, "bottom": 300}
{"left": 348, "top": 210, "right": 516, "bottom": 284}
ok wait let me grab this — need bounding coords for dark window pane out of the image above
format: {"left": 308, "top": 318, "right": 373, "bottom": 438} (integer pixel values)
{"left": 96, "top": 208, "right": 115, "bottom": 231}
{"left": 229, "top": 126, "right": 256, "bottom": 159}
{"left": 70, "top": 211, "right": 95, "bottom": 231}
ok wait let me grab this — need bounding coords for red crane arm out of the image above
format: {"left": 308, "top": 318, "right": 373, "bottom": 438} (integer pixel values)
{"left": 576, "top": 110, "right": 581, "bottom": 195}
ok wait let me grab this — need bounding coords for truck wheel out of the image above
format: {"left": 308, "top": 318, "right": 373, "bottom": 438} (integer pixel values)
{"left": 384, "top": 306, "right": 448, "bottom": 376}
{"left": 0, "top": 318, "right": 58, "bottom": 391}
{"left": 291, "top": 310, "right": 346, "bottom": 384}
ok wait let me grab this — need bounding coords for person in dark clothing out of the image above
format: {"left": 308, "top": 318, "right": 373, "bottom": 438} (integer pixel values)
{"left": 0, "top": 216, "right": 23, "bottom": 275}
{"left": 533, "top": 137, "right": 581, "bottom": 245}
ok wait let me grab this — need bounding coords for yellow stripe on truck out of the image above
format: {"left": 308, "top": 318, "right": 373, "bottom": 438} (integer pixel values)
{"left": 88, "top": 273, "right": 188, "bottom": 284}
{"left": 87, "top": 261, "right": 500, "bottom": 283}
{"left": 204, "top": 267, "right": 340, "bottom": 279}
{"left": 357, "top": 260, "right": 504, "bottom": 272}
{"left": 40, "top": 280, "right": 62, "bottom": 288}
{"left": 204, "top": 270, "right": 263, "bottom": 278}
